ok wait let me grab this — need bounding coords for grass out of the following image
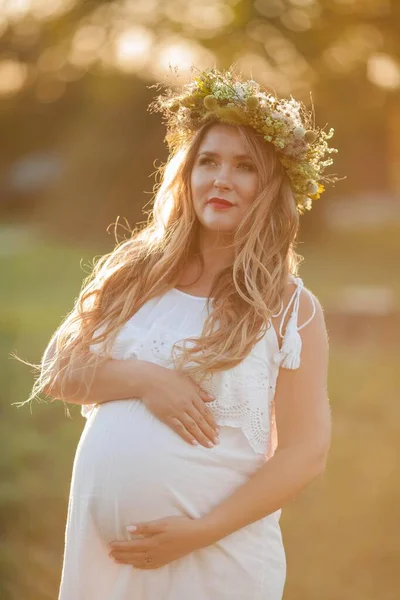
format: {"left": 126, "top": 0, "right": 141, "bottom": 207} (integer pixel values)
{"left": 1, "top": 225, "right": 399, "bottom": 600}
{"left": 300, "top": 225, "right": 400, "bottom": 309}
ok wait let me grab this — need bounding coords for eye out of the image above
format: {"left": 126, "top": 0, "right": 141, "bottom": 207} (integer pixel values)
{"left": 237, "top": 162, "right": 255, "bottom": 171}
{"left": 198, "top": 157, "right": 216, "bottom": 166}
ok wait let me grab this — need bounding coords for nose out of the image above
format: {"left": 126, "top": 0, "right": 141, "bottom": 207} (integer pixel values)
{"left": 214, "top": 174, "right": 232, "bottom": 192}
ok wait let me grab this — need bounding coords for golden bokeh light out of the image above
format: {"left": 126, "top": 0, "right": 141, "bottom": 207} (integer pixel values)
{"left": 153, "top": 36, "right": 215, "bottom": 78}
{"left": 113, "top": 27, "right": 154, "bottom": 73}
{"left": 323, "top": 24, "right": 383, "bottom": 74}
{"left": 0, "top": 0, "right": 77, "bottom": 22}
{"left": 72, "top": 25, "right": 107, "bottom": 56}
{"left": 281, "top": 8, "right": 313, "bottom": 31}
{"left": 37, "top": 45, "right": 67, "bottom": 73}
{"left": 164, "top": 0, "right": 234, "bottom": 34}
{"left": 67, "top": 25, "right": 107, "bottom": 71}
{"left": 367, "top": 53, "right": 400, "bottom": 89}
{"left": 0, "top": 58, "right": 28, "bottom": 97}
{"left": 122, "top": 0, "right": 161, "bottom": 21}
{"left": 254, "top": 0, "right": 285, "bottom": 19}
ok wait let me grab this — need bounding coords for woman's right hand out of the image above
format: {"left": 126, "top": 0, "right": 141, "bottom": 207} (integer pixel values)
{"left": 141, "top": 363, "right": 219, "bottom": 448}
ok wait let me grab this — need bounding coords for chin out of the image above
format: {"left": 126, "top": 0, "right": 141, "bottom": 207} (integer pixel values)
{"left": 201, "top": 219, "right": 237, "bottom": 233}
{"left": 200, "top": 211, "right": 238, "bottom": 226}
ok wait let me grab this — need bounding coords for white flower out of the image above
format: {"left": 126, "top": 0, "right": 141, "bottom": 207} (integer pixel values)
{"left": 304, "top": 197, "right": 313, "bottom": 210}
{"left": 233, "top": 82, "right": 246, "bottom": 101}
{"left": 293, "top": 126, "right": 306, "bottom": 139}
{"left": 271, "top": 110, "right": 288, "bottom": 122}
{"left": 307, "top": 181, "right": 319, "bottom": 194}
{"left": 248, "top": 80, "right": 260, "bottom": 92}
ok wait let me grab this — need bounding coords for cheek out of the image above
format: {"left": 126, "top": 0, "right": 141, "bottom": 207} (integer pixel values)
{"left": 191, "top": 169, "right": 212, "bottom": 205}
{"left": 238, "top": 173, "right": 259, "bottom": 203}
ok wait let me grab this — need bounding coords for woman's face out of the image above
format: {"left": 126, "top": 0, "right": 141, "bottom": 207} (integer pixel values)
{"left": 190, "top": 123, "right": 259, "bottom": 235}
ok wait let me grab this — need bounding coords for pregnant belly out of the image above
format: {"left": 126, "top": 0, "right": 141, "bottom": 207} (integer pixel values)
{"left": 71, "top": 400, "right": 265, "bottom": 544}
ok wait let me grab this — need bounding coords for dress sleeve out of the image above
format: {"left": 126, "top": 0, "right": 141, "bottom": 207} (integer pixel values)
{"left": 273, "top": 277, "right": 316, "bottom": 370}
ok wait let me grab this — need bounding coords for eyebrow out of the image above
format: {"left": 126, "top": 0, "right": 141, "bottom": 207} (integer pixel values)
{"left": 198, "top": 150, "right": 253, "bottom": 161}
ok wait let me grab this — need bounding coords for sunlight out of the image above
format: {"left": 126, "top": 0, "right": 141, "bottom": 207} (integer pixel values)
{"left": 281, "top": 8, "right": 313, "bottom": 31}
{"left": 72, "top": 25, "right": 107, "bottom": 56}
{"left": 114, "top": 27, "right": 154, "bottom": 73}
{"left": 0, "top": 0, "right": 30, "bottom": 21}
{"left": 0, "top": 59, "right": 28, "bottom": 96}
{"left": 232, "top": 52, "right": 297, "bottom": 96}
{"left": 154, "top": 36, "right": 215, "bottom": 76}
{"left": 367, "top": 53, "right": 400, "bottom": 89}
{"left": 1, "top": 0, "right": 77, "bottom": 22}
{"left": 164, "top": 0, "right": 234, "bottom": 33}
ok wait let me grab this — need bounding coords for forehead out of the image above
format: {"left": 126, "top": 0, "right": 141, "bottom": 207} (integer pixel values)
{"left": 197, "top": 124, "right": 249, "bottom": 156}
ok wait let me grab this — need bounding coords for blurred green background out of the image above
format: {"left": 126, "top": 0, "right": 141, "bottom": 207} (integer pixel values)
{"left": 1, "top": 1, "right": 399, "bottom": 599}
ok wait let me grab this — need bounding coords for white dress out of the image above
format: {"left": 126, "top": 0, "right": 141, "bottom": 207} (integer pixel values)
{"left": 58, "top": 278, "right": 315, "bottom": 600}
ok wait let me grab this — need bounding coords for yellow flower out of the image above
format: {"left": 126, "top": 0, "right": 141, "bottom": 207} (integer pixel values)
{"left": 246, "top": 96, "right": 259, "bottom": 110}
{"left": 203, "top": 95, "right": 218, "bottom": 110}
{"left": 305, "top": 130, "right": 317, "bottom": 143}
{"left": 216, "top": 106, "right": 248, "bottom": 125}
{"left": 194, "top": 77, "right": 211, "bottom": 95}
{"left": 309, "top": 183, "right": 325, "bottom": 200}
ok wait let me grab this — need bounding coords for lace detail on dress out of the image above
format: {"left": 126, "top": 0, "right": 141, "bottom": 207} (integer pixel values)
{"left": 197, "top": 362, "right": 277, "bottom": 455}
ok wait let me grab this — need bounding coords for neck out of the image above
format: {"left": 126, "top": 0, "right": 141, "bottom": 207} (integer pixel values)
{"left": 196, "top": 229, "right": 235, "bottom": 274}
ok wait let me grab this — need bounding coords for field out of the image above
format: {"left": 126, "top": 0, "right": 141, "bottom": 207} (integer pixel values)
{"left": 1, "top": 226, "right": 399, "bottom": 599}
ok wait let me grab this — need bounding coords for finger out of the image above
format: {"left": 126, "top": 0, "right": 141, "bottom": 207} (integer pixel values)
{"left": 110, "top": 549, "right": 148, "bottom": 559}
{"left": 134, "top": 559, "right": 157, "bottom": 570}
{"left": 110, "top": 551, "right": 132, "bottom": 562}
{"left": 109, "top": 539, "right": 153, "bottom": 552}
{"left": 186, "top": 404, "right": 219, "bottom": 444}
{"left": 113, "top": 550, "right": 155, "bottom": 569}
{"left": 110, "top": 552, "right": 156, "bottom": 569}
{"left": 167, "top": 416, "right": 201, "bottom": 446}
{"left": 180, "top": 412, "right": 215, "bottom": 448}
{"left": 192, "top": 396, "right": 218, "bottom": 433}
{"left": 197, "top": 387, "right": 215, "bottom": 403}
{"left": 127, "top": 521, "right": 163, "bottom": 536}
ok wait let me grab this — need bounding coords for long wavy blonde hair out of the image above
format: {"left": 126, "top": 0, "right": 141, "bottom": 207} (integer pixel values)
{"left": 20, "top": 121, "right": 302, "bottom": 406}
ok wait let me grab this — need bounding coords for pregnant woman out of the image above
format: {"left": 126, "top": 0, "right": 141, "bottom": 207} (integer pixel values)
{"left": 34, "top": 68, "right": 334, "bottom": 599}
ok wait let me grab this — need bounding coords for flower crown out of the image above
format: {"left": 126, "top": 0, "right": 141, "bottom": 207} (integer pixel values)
{"left": 149, "top": 67, "right": 339, "bottom": 213}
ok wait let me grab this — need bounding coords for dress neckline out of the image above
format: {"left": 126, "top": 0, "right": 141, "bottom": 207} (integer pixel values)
{"left": 172, "top": 287, "right": 212, "bottom": 301}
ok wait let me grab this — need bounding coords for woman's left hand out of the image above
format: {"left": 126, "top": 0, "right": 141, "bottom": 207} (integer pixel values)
{"left": 108, "top": 516, "right": 211, "bottom": 570}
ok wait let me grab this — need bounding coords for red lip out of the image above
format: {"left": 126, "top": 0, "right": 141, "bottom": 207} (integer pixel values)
{"left": 207, "top": 197, "right": 234, "bottom": 207}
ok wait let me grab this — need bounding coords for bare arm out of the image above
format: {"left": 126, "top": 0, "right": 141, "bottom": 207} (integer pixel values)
{"left": 41, "top": 330, "right": 156, "bottom": 405}
{"left": 42, "top": 335, "right": 219, "bottom": 447}
{"left": 45, "top": 354, "right": 157, "bottom": 407}
{"left": 198, "top": 293, "right": 331, "bottom": 543}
